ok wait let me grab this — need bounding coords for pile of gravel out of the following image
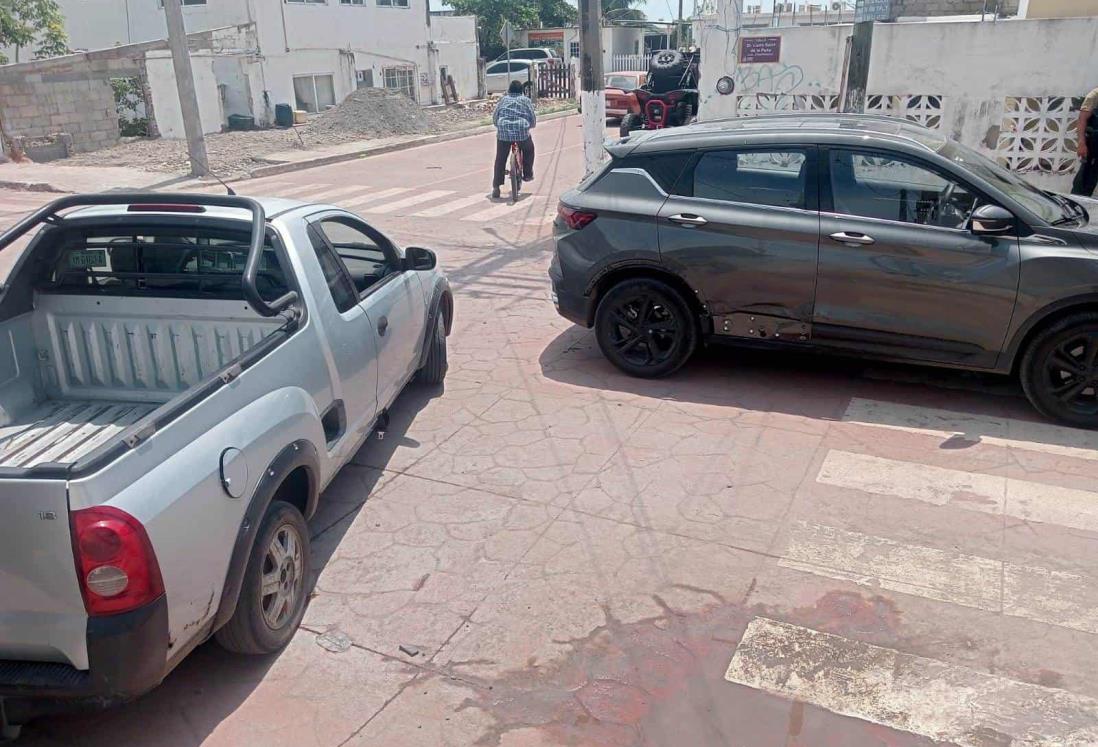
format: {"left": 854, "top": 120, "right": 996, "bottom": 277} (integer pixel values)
{"left": 303, "top": 88, "right": 431, "bottom": 139}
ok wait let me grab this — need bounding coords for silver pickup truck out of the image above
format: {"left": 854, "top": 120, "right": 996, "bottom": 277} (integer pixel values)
{"left": 0, "top": 193, "right": 452, "bottom": 735}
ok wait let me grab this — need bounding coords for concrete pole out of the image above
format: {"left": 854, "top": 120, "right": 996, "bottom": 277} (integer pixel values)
{"left": 578, "top": 0, "right": 605, "bottom": 177}
{"left": 163, "top": 0, "right": 209, "bottom": 177}
{"left": 676, "top": 0, "right": 685, "bottom": 47}
{"left": 841, "top": 20, "right": 872, "bottom": 114}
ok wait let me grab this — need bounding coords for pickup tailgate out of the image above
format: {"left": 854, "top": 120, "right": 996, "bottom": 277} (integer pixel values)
{"left": 0, "top": 478, "right": 88, "bottom": 669}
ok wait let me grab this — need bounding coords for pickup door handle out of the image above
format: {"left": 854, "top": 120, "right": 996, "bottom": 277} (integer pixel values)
{"left": 829, "top": 231, "right": 876, "bottom": 246}
{"left": 377, "top": 316, "right": 389, "bottom": 336}
{"left": 668, "top": 213, "right": 708, "bottom": 228}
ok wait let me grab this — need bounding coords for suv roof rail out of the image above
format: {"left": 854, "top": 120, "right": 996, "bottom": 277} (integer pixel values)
{"left": 0, "top": 193, "right": 298, "bottom": 318}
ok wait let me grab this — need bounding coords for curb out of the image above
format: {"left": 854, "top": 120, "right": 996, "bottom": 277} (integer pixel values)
{"left": 246, "top": 108, "right": 578, "bottom": 181}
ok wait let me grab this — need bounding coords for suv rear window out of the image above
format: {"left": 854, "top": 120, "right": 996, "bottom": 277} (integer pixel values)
{"left": 592, "top": 151, "right": 693, "bottom": 194}
{"left": 43, "top": 225, "right": 290, "bottom": 300}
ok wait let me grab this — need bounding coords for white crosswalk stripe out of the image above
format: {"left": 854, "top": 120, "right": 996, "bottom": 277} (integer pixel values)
{"left": 726, "top": 617, "right": 1098, "bottom": 747}
{"left": 842, "top": 397, "right": 1098, "bottom": 461}
{"left": 269, "top": 183, "right": 331, "bottom": 198}
{"left": 817, "top": 449, "right": 1098, "bottom": 534}
{"left": 461, "top": 197, "right": 549, "bottom": 223}
{"left": 780, "top": 521, "right": 1098, "bottom": 634}
{"left": 301, "top": 185, "right": 374, "bottom": 203}
{"left": 412, "top": 193, "right": 488, "bottom": 217}
{"left": 368, "top": 189, "right": 454, "bottom": 215}
{"left": 341, "top": 188, "right": 410, "bottom": 209}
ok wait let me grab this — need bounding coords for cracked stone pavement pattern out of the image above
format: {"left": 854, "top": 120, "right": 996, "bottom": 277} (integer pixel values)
{"left": 18, "top": 118, "right": 1098, "bottom": 746}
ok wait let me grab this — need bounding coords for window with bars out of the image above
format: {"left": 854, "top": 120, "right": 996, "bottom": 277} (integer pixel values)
{"left": 377, "top": 0, "right": 409, "bottom": 6}
{"left": 157, "top": 0, "right": 207, "bottom": 7}
{"left": 383, "top": 67, "right": 416, "bottom": 100}
{"left": 286, "top": 0, "right": 326, "bottom": 5}
{"left": 569, "top": 42, "right": 579, "bottom": 59}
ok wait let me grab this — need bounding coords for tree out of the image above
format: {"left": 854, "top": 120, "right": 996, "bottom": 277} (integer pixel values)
{"left": 603, "top": 0, "right": 646, "bottom": 21}
{"left": 449, "top": 0, "right": 578, "bottom": 60}
{"left": 0, "top": 0, "right": 70, "bottom": 64}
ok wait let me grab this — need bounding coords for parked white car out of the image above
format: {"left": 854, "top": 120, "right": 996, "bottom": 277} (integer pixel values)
{"left": 485, "top": 59, "right": 538, "bottom": 95}
{"left": 0, "top": 193, "right": 452, "bottom": 738}
{"left": 492, "top": 48, "right": 561, "bottom": 66}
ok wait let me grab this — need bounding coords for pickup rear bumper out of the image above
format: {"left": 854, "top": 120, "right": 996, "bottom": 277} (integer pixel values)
{"left": 0, "top": 596, "right": 168, "bottom": 723}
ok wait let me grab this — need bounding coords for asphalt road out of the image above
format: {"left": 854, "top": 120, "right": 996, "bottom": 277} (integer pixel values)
{"left": 8, "top": 115, "right": 1098, "bottom": 746}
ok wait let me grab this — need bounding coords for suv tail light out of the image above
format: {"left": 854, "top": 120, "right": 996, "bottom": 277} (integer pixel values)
{"left": 558, "top": 204, "right": 597, "bottom": 230}
{"left": 71, "top": 506, "right": 164, "bottom": 616}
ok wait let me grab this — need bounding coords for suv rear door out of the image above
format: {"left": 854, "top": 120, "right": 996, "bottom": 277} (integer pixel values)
{"left": 0, "top": 478, "right": 88, "bottom": 669}
{"left": 814, "top": 147, "right": 1020, "bottom": 368}
{"left": 657, "top": 146, "right": 821, "bottom": 326}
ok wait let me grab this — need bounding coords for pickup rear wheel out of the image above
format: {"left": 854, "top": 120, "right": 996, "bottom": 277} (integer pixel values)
{"left": 594, "top": 278, "right": 697, "bottom": 378}
{"left": 1021, "top": 312, "right": 1098, "bottom": 428}
{"left": 419, "top": 313, "right": 448, "bottom": 386}
{"left": 215, "top": 501, "right": 310, "bottom": 655}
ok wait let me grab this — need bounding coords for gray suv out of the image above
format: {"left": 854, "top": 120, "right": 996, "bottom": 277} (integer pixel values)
{"left": 550, "top": 113, "right": 1098, "bottom": 427}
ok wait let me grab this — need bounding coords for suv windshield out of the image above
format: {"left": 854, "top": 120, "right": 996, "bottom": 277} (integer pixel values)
{"left": 938, "top": 141, "right": 1066, "bottom": 225}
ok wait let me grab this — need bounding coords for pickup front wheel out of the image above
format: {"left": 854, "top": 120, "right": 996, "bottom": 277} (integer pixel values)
{"left": 419, "top": 314, "right": 448, "bottom": 386}
{"left": 216, "top": 501, "right": 311, "bottom": 655}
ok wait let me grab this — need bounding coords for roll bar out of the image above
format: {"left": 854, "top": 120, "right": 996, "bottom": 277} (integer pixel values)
{"left": 0, "top": 192, "right": 298, "bottom": 318}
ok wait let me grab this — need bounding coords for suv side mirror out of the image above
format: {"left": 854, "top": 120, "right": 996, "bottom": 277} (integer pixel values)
{"left": 970, "top": 204, "right": 1015, "bottom": 235}
{"left": 405, "top": 246, "right": 436, "bottom": 271}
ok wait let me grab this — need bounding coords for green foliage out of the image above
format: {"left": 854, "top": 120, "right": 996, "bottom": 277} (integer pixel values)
{"left": 603, "top": 0, "right": 646, "bottom": 21}
{"left": 111, "top": 77, "right": 149, "bottom": 137}
{"left": 449, "top": 0, "right": 577, "bottom": 60}
{"left": 0, "top": 0, "right": 70, "bottom": 64}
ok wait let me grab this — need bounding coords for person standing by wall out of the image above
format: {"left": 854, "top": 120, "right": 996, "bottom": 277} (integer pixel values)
{"left": 1072, "top": 86, "right": 1098, "bottom": 196}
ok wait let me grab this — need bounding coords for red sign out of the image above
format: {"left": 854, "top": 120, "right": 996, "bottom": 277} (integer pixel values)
{"left": 528, "top": 30, "right": 564, "bottom": 42}
{"left": 740, "top": 36, "right": 781, "bottom": 64}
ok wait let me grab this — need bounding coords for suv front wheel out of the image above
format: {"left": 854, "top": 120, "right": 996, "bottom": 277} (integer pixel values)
{"left": 1021, "top": 312, "right": 1098, "bottom": 428}
{"left": 594, "top": 278, "right": 697, "bottom": 378}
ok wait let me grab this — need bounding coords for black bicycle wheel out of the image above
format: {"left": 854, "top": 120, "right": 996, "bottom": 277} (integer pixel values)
{"left": 509, "top": 148, "right": 521, "bottom": 203}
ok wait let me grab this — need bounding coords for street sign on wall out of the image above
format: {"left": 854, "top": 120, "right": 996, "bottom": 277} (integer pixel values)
{"left": 739, "top": 36, "right": 782, "bottom": 64}
{"left": 854, "top": 0, "right": 892, "bottom": 22}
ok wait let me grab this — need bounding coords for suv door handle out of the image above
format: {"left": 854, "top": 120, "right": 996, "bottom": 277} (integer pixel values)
{"left": 377, "top": 316, "right": 389, "bottom": 336}
{"left": 668, "top": 213, "right": 708, "bottom": 227}
{"left": 829, "top": 231, "right": 875, "bottom": 246}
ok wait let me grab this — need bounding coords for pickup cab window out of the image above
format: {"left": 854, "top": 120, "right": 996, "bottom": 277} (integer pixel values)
{"left": 315, "top": 217, "right": 402, "bottom": 298}
{"left": 44, "top": 226, "right": 289, "bottom": 300}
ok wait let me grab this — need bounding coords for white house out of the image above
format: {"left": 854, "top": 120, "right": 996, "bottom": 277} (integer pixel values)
{"left": 519, "top": 24, "right": 647, "bottom": 71}
{"left": 42, "top": 0, "right": 479, "bottom": 125}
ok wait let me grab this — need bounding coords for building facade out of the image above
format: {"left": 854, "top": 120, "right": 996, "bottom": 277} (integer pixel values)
{"left": 37, "top": 0, "right": 478, "bottom": 120}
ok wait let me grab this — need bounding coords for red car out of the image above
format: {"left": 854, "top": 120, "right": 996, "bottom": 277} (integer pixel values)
{"left": 604, "top": 71, "right": 647, "bottom": 119}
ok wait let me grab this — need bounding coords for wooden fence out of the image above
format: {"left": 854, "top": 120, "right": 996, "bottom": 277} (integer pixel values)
{"left": 537, "top": 64, "right": 575, "bottom": 100}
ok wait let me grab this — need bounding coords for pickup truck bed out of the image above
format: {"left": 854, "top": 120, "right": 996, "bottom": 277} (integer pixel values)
{"left": 0, "top": 400, "right": 156, "bottom": 469}
{"left": 0, "top": 292, "right": 281, "bottom": 469}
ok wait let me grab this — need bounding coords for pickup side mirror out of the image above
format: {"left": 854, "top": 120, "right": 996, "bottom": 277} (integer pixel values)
{"left": 405, "top": 246, "right": 436, "bottom": 271}
{"left": 970, "top": 204, "right": 1015, "bottom": 235}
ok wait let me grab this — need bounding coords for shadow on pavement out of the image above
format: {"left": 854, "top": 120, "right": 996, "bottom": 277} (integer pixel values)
{"left": 17, "top": 381, "right": 442, "bottom": 747}
{"left": 537, "top": 324, "right": 1050, "bottom": 426}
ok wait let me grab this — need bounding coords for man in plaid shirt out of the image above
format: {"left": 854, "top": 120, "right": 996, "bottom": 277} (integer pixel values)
{"left": 492, "top": 81, "right": 537, "bottom": 199}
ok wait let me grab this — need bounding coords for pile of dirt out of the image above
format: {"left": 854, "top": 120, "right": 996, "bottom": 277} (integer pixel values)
{"left": 303, "top": 88, "right": 431, "bottom": 139}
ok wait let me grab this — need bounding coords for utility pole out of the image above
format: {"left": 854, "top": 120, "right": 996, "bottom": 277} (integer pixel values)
{"left": 676, "top": 0, "right": 685, "bottom": 47}
{"left": 163, "top": 0, "right": 208, "bottom": 177}
{"left": 578, "top": 0, "right": 605, "bottom": 176}
{"left": 841, "top": 20, "right": 872, "bottom": 113}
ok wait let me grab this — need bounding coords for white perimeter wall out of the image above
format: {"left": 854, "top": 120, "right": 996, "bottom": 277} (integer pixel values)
{"left": 145, "top": 51, "right": 224, "bottom": 136}
{"left": 697, "top": 13, "right": 1098, "bottom": 190}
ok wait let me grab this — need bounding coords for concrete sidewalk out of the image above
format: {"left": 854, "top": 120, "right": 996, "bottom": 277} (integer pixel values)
{"left": 0, "top": 161, "right": 180, "bottom": 193}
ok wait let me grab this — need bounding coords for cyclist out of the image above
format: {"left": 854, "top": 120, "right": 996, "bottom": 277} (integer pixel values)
{"left": 492, "top": 80, "right": 537, "bottom": 199}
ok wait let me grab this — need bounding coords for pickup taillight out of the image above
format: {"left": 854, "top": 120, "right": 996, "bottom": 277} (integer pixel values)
{"left": 71, "top": 506, "right": 164, "bottom": 616}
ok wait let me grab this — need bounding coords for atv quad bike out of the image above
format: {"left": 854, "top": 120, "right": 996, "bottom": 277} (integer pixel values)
{"left": 619, "top": 48, "right": 701, "bottom": 138}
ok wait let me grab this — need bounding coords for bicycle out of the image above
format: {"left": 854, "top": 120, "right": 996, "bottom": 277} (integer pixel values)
{"left": 505, "top": 142, "right": 523, "bottom": 204}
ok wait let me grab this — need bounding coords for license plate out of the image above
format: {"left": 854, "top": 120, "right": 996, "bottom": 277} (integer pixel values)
{"left": 68, "top": 249, "right": 107, "bottom": 269}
